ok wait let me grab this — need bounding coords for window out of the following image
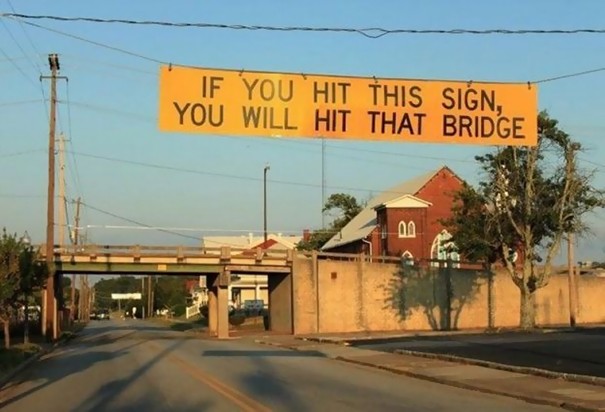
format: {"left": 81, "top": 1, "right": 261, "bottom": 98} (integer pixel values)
{"left": 381, "top": 224, "right": 387, "bottom": 239}
{"left": 430, "top": 229, "right": 460, "bottom": 268}
{"left": 398, "top": 221, "right": 407, "bottom": 238}
{"left": 402, "top": 250, "right": 414, "bottom": 266}
{"left": 407, "top": 221, "right": 416, "bottom": 238}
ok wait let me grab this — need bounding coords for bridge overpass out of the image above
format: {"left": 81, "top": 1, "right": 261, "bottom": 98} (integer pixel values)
{"left": 41, "top": 244, "right": 296, "bottom": 339}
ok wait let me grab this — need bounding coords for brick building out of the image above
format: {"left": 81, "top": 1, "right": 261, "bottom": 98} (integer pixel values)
{"left": 322, "top": 166, "right": 464, "bottom": 265}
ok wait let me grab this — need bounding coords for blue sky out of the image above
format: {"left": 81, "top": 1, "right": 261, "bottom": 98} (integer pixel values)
{"left": 1, "top": 1, "right": 605, "bottom": 262}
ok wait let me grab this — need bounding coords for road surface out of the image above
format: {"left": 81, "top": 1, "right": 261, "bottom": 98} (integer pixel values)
{"left": 0, "top": 320, "right": 562, "bottom": 411}
{"left": 352, "top": 328, "right": 605, "bottom": 378}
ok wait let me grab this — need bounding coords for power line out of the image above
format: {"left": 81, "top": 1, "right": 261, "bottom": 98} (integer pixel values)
{"left": 7, "top": 14, "right": 605, "bottom": 86}
{"left": 533, "top": 66, "right": 605, "bottom": 84}
{"left": 80, "top": 201, "right": 202, "bottom": 242}
{"left": 9, "top": 17, "right": 163, "bottom": 64}
{"left": 4, "top": 13, "right": 605, "bottom": 38}
{"left": 0, "top": 99, "right": 44, "bottom": 107}
{"left": 64, "top": 82, "right": 84, "bottom": 198}
{"left": 5, "top": 0, "right": 43, "bottom": 67}
{"left": 69, "top": 150, "right": 436, "bottom": 195}
{"left": 0, "top": 148, "right": 45, "bottom": 158}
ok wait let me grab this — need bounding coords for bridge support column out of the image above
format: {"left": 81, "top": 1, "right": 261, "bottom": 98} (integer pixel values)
{"left": 217, "top": 286, "right": 229, "bottom": 339}
{"left": 208, "top": 285, "right": 218, "bottom": 337}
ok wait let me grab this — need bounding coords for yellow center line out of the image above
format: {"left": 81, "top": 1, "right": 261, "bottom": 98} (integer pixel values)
{"left": 148, "top": 342, "right": 271, "bottom": 412}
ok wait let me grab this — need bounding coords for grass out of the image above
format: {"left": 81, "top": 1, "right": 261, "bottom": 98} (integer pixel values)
{"left": 0, "top": 343, "right": 42, "bottom": 374}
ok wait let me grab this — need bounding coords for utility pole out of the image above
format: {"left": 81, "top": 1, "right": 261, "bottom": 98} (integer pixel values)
{"left": 70, "top": 198, "right": 81, "bottom": 322}
{"left": 57, "top": 134, "right": 66, "bottom": 249}
{"left": 565, "top": 143, "right": 580, "bottom": 328}
{"left": 41, "top": 53, "right": 66, "bottom": 341}
{"left": 568, "top": 233, "right": 577, "bottom": 328}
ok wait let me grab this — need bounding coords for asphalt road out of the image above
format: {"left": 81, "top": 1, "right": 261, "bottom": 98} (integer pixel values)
{"left": 0, "top": 320, "right": 562, "bottom": 412}
{"left": 353, "top": 328, "right": 605, "bottom": 378}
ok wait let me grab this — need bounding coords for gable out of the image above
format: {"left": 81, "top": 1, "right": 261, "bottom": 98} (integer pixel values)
{"left": 376, "top": 194, "right": 432, "bottom": 209}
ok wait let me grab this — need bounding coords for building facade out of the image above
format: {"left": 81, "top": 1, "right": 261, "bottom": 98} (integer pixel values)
{"left": 322, "top": 166, "right": 464, "bottom": 265}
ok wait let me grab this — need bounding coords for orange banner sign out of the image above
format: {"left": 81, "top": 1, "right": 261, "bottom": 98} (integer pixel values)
{"left": 158, "top": 65, "right": 537, "bottom": 146}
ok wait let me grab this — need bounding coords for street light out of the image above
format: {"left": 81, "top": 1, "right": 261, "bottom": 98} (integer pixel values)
{"left": 264, "top": 163, "right": 270, "bottom": 244}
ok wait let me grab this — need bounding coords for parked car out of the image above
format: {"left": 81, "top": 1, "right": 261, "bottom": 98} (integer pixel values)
{"left": 96, "top": 309, "right": 110, "bottom": 320}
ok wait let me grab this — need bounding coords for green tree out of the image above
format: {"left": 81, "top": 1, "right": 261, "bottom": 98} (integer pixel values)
{"left": 0, "top": 229, "right": 46, "bottom": 348}
{"left": 0, "top": 230, "right": 21, "bottom": 348}
{"left": 297, "top": 193, "right": 364, "bottom": 251}
{"left": 444, "top": 112, "right": 605, "bottom": 329}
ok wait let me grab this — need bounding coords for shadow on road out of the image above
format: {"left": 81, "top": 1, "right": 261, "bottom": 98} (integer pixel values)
{"left": 71, "top": 339, "right": 186, "bottom": 411}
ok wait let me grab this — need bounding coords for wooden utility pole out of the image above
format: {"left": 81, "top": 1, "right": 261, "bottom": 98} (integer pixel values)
{"left": 568, "top": 233, "right": 577, "bottom": 328}
{"left": 41, "top": 53, "right": 66, "bottom": 341}
{"left": 70, "top": 198, "right": 81, "bottom": 322}
{"left": 57, "top": 134, "right": 66, "bottom": 249}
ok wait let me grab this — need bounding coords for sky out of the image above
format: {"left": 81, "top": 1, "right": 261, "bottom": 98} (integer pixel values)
{"left": 1, "top": 1, "right": 605, "bottom": 262}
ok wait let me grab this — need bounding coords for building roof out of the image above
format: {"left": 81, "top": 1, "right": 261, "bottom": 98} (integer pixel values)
{"left": 202, "top": 233, "right": 302, "bottom": 250}
{"left": 321, "top": 167, "right": 449, "bottom": 250}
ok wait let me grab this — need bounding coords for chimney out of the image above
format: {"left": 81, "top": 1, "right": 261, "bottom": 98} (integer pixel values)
{"left": 303, "top": 229, "right": 310, "bottom": 241}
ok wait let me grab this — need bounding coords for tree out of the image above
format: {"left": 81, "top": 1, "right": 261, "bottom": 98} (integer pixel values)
{"left": 16, "top": 243, "right": 47, "bottom": 344}
{"left": 297, "top": 193, "right": 364, "bottom": 251}
{"left": 0, "top": 229, "right": 46, "bottom": 348}
{"left": 444, "top": 112, "right": 605, "bottom": 329}
{"left": 0, "top": 230, "right": 21, "bottom": 348}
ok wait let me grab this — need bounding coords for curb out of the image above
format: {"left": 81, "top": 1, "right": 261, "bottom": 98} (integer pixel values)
{"left": 393, "top": 349, "right": 605, "bottom": 388}
{"left": 333, "top": 356, "right": 594, "bottom": 412}
{"left": 0, "top": 348, "right": 48, "bottom": 389}
{"left": 0, "top": 327, "right": 84, "bottom": 390}
{"left": 254, "top": 339, "right": 597, "bottom": 412}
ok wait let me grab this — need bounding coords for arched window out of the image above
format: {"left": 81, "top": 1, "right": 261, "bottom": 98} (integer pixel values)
{"left": 430, "top": 229, "right": 460, "bottom": 267}
{"left": 407, "top": 221, "right": 416, "bottom": 238}
{"left": 398, "top": 221, "right": 407, "bottom": 238}
{"left": 402, "top": 250, "right": 414, "bottom": 265}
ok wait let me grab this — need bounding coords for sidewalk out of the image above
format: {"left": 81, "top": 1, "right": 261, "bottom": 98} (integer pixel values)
{"left": 253, "top": 335, "right": 605, "bottom": 412}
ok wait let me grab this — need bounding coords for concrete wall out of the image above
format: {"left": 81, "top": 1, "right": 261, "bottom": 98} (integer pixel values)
{"left": 268, "top": 273, "right": 293, "bottom": 333}
{"left": 291, "top": 256, "right": 605, "bottom": 334}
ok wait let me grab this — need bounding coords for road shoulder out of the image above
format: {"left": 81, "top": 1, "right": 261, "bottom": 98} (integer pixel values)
{"left": 254, "top": 335, "right": 605, "bottom": 412}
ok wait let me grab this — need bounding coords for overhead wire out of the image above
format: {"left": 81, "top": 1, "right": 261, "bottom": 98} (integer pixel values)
{"left": 80, "top": 201, "right": 203, "bottom": 242}
{"left": 4, "top": 13, "right": 605, "bottom": 38}
{"left": 1, "top": 14, "right": 603, "bottom": 86}
{"left": 68, "top": 150, "right": 439, "bottom": 195}
{"left": 64, "top": 81, "right": 84, "bottom": 198}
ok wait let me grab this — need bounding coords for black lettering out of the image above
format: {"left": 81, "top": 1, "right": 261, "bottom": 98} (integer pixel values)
{"left": 410, "top": 86, "right": 423, "bottom": 108}
{"left": 442, "top": 88, "right": 455, "bottom": 110}
{"left": 242, "top": 106, "right": 261, "bottom": 128}
{"left": 383, "top": 85, "right": 399, "bottom": 106}
{"left": 173, "top": 102, "right": 190, "bottom": 125}
{"left": 313, "top": 82, "right": 329, "bottom": 103}
{"left": 481, "top": 117, "right": 495, "bottom": 137}
{"left": 202, "top": 76, "right": 223, "bottom": 98}
{"left": 443, "top": 114, "right": 456, "bottom": 136}
{"left": 190, "top": 103, "right": 206, "bottom": 126}
{"left": 396, "top": 113, "right": 414, "bottom": 134}
{"left": 314, "top": 109, "right": 350, "bottom": 132}
{"left": 368, "top": 111, "right": 380, "bottom": 133}
{"left": 279, "top": 80, "right": 294, "bottom": 102}
{"left": 459, "top": 115, "right": 472, "bottom": 136}
{"left": 243, "top": 106, "right": 298, "bottom": 130}
{"left": 368, "top": 84, "right": 380, "bottom": 106}
{"left": 381, "top": 111, "right": 397, "bottom": 134}
{"left": 512, "top": 117, "right": 525, "bottom": 138}
{"left": 415, "top": 113, "right": 426, "bottom": 134}
{"left": 242, "top": 78, "right": 259, "bottom": 100}
{"left": 260, "top": 79, "right": 275, "bottom": 101}
{"left": 496, "top": 117, "right": 511, "bottom": 138}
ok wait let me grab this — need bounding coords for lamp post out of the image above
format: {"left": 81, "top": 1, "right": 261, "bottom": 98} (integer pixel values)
{"left": 264, "top": 163, "right": 270, "bottom": 244}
